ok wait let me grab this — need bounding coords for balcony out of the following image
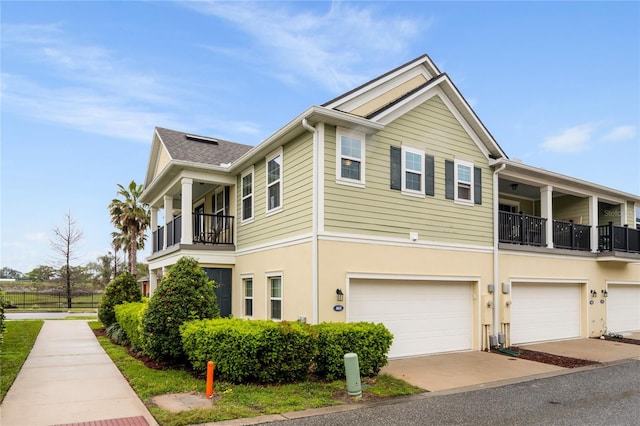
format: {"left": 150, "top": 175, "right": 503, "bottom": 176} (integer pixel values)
{"left": 499, "top": 213, "right": 640, "bottom": 256}
{"left": 598, "top": 222, "right": 640, "bottom": 254}
{"left": 151, "top": 213, "right": 234, "bottom": 254}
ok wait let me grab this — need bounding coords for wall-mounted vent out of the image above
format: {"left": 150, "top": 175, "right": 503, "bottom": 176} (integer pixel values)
{"left": 185, "top": 134, "right": 219, "bottom": 145}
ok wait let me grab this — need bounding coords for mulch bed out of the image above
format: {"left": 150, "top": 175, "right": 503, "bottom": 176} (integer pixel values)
{"left": 491, "top": 346, "right": 599, "bottom": 368}
{"left": 598, "top": 336, "right": 640, "bottom": 345}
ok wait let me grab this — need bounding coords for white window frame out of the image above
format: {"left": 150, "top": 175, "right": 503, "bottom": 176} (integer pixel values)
{"left": 336, "top": 127, "right": 365, "bottom": 188}
{"left": 241, "top": 274, "right": 254, "bottom": 318}
{"left": 401, "top": 145, "right": 424, "bottom": 197}
{"left": 240, "top": 167, "right": 254, "bottom": 224}
{"left": 636, "top": 204, "right": 640, "bottom": 230}
{"left": 454, "top": 159, "right": 474, "bottom": 205}
{"left": 266, "top": 272, "right": 283, "bottom": 321}
{"left": 265, "top": 148, "right": 283, "bottom": 215}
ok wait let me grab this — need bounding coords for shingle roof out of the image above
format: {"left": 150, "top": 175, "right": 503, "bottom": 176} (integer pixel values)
{"left": 156, "top": 127, "right": 253, "bottom": 166}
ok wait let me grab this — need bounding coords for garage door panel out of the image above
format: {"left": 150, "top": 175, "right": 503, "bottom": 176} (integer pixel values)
{"left": 608, "top": 285, "right": 640, "bottom": 333}
{"left": 511, "top": 283, "right": 581, "bottom": 344}
{"left": 349, "top": 280, "right": 473, "bottom": 358}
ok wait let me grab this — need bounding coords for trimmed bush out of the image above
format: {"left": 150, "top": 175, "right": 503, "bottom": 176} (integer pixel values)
{"left": 142, "top": 257, "right": 220, "bottom": 362}
{"left": 98, "top": 272, "right": 142, "bottom": 327}
{"left": 181, "top": 318, "right": 318, "bottom": 383}
{"left": 106, "top": 323, "right": 130, "bottom": 346}
{"left": 313, "top": 322, "right": 393, "bottom": 381}
{"left": 115, "top": 300, "right": 148, "bottom": 351}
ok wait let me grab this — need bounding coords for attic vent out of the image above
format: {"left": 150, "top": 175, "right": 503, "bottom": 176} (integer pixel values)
{"left": 185, "top": 134, "right": 219, "bottom": 145}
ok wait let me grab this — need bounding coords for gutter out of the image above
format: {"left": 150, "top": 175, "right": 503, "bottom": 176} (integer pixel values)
{"left": 302, "top": 118, "right": 319, "bottom": 324}
{"left": 493, "top": 163, "right": 506, "bottom": 337}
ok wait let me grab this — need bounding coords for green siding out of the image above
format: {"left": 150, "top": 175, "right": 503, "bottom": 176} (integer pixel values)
{"left": 627, "top": 201, "right": 636, "bottom": 227}
{"left": 553, "top": 195, "right": 590, "bottom": 224}
{"left": 236, "top": 134, "right": 313, "bottom": 248}
{"left": 598, "top": 201, "right": 622, "bottom": 226}
{"left": 324, "top": 95, "right": 493, "bottom": 246}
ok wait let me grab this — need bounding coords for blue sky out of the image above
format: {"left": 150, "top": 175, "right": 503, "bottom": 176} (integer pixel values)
{"left": 2, "top": 1, "right": 639, "bottom": 274}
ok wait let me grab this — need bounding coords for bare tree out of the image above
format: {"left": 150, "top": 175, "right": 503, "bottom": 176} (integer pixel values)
{"left": 50, "top": 211, "right": 83, "bottom": 308}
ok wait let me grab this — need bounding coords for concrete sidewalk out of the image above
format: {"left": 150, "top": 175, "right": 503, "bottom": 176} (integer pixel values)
{"left": 0, "top": 320, "right": 157, "bottom": 426}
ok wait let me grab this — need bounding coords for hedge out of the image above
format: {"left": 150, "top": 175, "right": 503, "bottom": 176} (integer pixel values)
{"left": 114, "top": 300, "right": 148, "bottom": 351}
{"left": 181, "top": 318, "right": 318, "bottom": 383}
{"left": 98, "top": 272, "right": 142, "bottom": 327}
{"left": 313, "top": 322, "right": 394, "bottom": 381}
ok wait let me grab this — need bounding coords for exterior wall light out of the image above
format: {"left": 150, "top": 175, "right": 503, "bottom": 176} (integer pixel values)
{"left": 601, "top": 289, "right": 608, "bottom": 297}
{"left": 336, "top": 288, "right": 344, "bottom": 302}
{"left": 590, "top": 289, "right": 598, "bottom": 298}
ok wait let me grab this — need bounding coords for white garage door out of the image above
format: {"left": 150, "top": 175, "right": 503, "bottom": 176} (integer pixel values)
{"left": 511, "top": 283, "right": 582, "bottom": 344}
{"left": 607, "top": 284, "right": 640, "bottom": 333}
{"left": 349, "top": 280, "right": 473, "bottom": 358}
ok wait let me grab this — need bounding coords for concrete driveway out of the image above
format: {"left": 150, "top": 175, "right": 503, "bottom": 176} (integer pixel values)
{"left": 381, "top": 337, "right": 640, "bottom": 392}
{"left": 381, "top": 350, "right": 563, "bottom": 392}
{"left": 521, "top": 337, "right": 640, "bottom": 363}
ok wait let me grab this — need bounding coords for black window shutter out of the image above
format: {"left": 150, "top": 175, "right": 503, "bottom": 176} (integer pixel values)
{"left": 224, "top": 186, "right": 230, "bottom": 215}
{"left": 425, "top": 154, "right": 435, "bottom": 196}
{"left": 474, "top": 168, "right": 482, "bottom": 205}
{"left": 445, "top": 160, "right": 454, "bottom": 200}
{"left": 390, "top": 146, "right": 401, "bottom": 190}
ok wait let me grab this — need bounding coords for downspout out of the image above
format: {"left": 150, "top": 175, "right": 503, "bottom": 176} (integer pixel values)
{"left": 493, "top": 163, "right": 506, "bottom": 339}
{"left": 302, "top": 118, "right": 319, "bottom": 324}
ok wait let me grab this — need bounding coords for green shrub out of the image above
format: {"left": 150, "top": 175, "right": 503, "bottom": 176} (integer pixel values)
{"left": 181, "top": 318, "right": 318, "bottom": 383}
{"left": 313, "top": 322, "right": 393, "bottom": 381}
{"left": 98, "top": 272, "right": 142, "bottom": 327}
{"left": 115, "top": 300, "right": 148, "bottom": 351}
{"left": 106, "top": 323, "right": 130, "bottom": 346}
{"left": 142, "top": 257, "right": 220, "bottom": 362}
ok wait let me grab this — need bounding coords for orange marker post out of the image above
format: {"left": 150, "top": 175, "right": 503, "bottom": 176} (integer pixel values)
{"left": 206, "top": 361, "right": 215, "bottom": 398}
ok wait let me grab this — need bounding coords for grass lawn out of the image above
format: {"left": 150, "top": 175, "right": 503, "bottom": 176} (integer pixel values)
{"left": 0, "top": 320, "right": 44, "bottom": 402}
{"left": 88, "top": 321, "right": 424, "bottom": 426}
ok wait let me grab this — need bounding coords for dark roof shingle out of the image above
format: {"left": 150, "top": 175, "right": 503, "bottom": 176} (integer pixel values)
{"left": 156, "top": 127, "right": 253, "bottom": 166}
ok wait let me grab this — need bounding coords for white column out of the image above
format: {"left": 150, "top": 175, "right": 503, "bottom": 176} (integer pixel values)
{"left": 181, "top": 177, "right": 193, "bottom": 245}
{"left": 540, "top": 185, "right": 553, "bottom": 248}
{"left": 163, "top": 195, "right": 173, "bottom": 249}
{"left": 149, "top": 269, "right": 158, "bottom": 296}
{"left": 589, "top": 195, "right": 598, "bottom": 253}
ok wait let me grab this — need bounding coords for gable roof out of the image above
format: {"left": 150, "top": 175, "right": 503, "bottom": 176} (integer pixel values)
{"left": 155, "top": 127, "right": 253, "bottom": 167}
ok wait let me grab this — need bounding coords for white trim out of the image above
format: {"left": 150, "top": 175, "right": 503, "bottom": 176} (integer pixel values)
{"left": 336, "top": 127, "right": 366, "bottom": 186}
{"left": 318, "top": 123, "right": 326, "bottom": 234}
{"left": 347, "top": 272, "right": 482, "bottom": 282}
{"left": 499, "top": 249, "right": 597, "bottom": 262}
{"left": 499, "top": 198, "right": 520, "bottom": 211}
{"left": 319, "top": 231, "right": 493, "bottom": 254}
{"left": 606, "top": 280, "right": 640, "bottom": 286}
{"left": 240, "top": 166, "right": 254, "bottom": 224}
{"left": 265, "top": 147, "right": 283, "bottom": 214}
{"left": 509, "top": 277, "right": 589, "bottom": 285}
{"left": 454, "top": 158, "right": 474, "bottom": 204}
{"left": 235, "top": 233, "right": 313, "bottom": 256}
{"left": 401, "top": 145, "right": 424, "bottom": 196}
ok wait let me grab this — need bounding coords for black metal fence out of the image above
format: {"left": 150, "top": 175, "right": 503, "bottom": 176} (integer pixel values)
{"left": 1, "top": 291, "right": 103, "bottom": 310}
{"left": 499, "top": 211, "right": 547, "bottom": 246}
{"left": 598, "top": 222, "right": 640, "bottom": 253}
{"left": 552, "top": 220, "right": 591, "bottom": 251}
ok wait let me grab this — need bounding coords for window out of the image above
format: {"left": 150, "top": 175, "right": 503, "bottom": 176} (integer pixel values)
{"left": 194, "top": 203, "right": 205, "bottom": 238}
{"left": 269, "top": 276, "right": 282, "bottom": 320}
{"left": 213, "top": 188, "right": 225, "bottom": 230}
{"left": 243, "top": 277, "right": 253, "bottom": 317}
{"left": 455, "top": 161, "right": 473, "bottom": 201}
{"left": 241, "top": 168, "right": 253, "bottom": 222}
{"left": 336, "top": 128, "right": 365, "bottom": 185}
{"left": 402, "top": 146, "right": 423, "bottom": 194}
{"left": 636, "top": 206, "right": 640, "bottom": 230}
{"left": 445, "top": 159, "right": 482, "bottom": 204}
{"left": 266, "top": 149, "right": 282, "bottom": 212}
{"left": 390, "top": 146, "right": 434, "bottom": 196}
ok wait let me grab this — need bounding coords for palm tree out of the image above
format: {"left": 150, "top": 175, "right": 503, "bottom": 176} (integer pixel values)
{"left": 109, "top": 180, "right": 149, "bottom": 277}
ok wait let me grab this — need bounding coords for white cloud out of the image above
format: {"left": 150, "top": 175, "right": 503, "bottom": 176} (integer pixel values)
{"left": 188, "top": 2, "right": 424, "bottom": 92}
{"left": 603, "top": 125, "right": 637, "bottom": 141}
{"left": 1, "top": 24, "right": 191, "bottom": 142}
{"left": 541, "top": 124, "right": 595, "bottom": 153}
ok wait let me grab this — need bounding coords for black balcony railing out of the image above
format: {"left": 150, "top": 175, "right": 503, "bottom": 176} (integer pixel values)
{"left": 499, "top": 211, "right": 546, "bottom": 246}
{"left": 598, "top": 222, "right": 640, "bottom": 254}
{"left": 193, "top": 213, "right": 234, "bottom": 245}
{"left": 552, "top": 220, "right": 591, "bottom": 251}
{"left": 151, "top": 213, "right": 234, "bottom": 253}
